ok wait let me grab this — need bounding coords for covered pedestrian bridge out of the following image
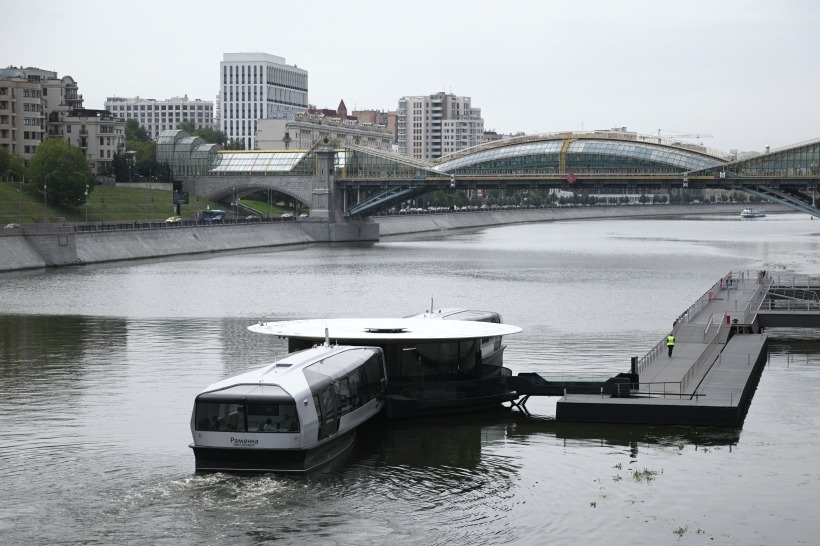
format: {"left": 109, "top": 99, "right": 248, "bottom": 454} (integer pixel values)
{"left": 158, "top": 129, "right": 820, "bottom": 218}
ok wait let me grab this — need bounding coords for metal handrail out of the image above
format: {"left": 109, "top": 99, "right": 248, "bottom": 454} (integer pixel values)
{"left": 632, "top": 381, "right": 683, "bottom": 398}
{"left": 682, "top": 320, "right": 727, "bottom": 391}
{"left": 761, "top": 299, "right": 820, "bottom": 312}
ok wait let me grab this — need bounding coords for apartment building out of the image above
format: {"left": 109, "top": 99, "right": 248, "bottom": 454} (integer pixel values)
{"left": 0, "top": 66, "right": 124, "bottom": 173}
{"left": 352, "top": 108, "right": 398, "bottom": 144}
{"left": 220, "top": 52, "right": 309, "bottom": 150}
{"left": 105, "top": 95, "right": 214, "bottom": 140}
{"left": 256, "top": 111, "right": 394, "bottom": 150}
{"left": 397, "top": 92, "right": 484, "bottom": 159}
{"left": 0, "top": 67, "right": 50, "bottom": 159}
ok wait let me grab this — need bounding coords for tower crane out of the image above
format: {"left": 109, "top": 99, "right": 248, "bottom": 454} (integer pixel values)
{"left": 657, "top": 129, "right": 713, "bottom": 144}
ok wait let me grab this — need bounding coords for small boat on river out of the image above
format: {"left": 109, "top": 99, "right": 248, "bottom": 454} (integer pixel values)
{"left": 249, "top": 311, "right": 522, "bottom": 418}
{"left": 190, "top": 341, "right": 386, "bottom": 472}
{"left": 740, "top": 207, "right": 766, "bottom": 218}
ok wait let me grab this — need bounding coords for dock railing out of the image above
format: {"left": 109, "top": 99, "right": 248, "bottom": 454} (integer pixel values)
{"left": 743, "top": 274, "right": 773, "bottom": 322}
{"left": 634, "top": 338, "right": 666, "bottom": 376}
{"left": 771, "top": 274, "right": 820, "bottom": 287}
{"left": 681, "top": 319, "right": 728, "bottom": 392}
{"left": 635, "top": 273, "right": 730, "bottom": 377}
{"left": 632, "top": 381, "right": 683, "bottom": 398}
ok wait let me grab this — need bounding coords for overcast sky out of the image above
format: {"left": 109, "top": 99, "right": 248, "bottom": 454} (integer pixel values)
{"left": 5, "top": 0, "right": 819, "bottom": 152}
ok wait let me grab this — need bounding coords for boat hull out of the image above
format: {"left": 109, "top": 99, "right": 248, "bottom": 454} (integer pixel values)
{"left": 191, "top": 429, "right": 356, "bottom": 473}
{"left": 385, "top": 391, "right": 518, "bottom": 418}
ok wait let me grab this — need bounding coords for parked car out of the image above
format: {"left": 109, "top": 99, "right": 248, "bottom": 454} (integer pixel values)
{"left": 280, "top": 212, "right": 294, "bottom": 218}
{"left": 4, "top": 223, "right": 21, "bottom": 229}
{"left": 165, "top": 216, "right": 182, "bottom": 224}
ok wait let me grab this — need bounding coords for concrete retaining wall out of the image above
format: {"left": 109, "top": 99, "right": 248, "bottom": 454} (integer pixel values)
{"left": 376, "top": 204, "right": 750, "bottom": 236}
{"left": 75, "top": 224, "right": 314, "bottom": 264}
{"left": 0, "top": 204, "right": 787, "bottom": 272}
{"left": 0, "top": 232, "right": 48, "bottom": 270}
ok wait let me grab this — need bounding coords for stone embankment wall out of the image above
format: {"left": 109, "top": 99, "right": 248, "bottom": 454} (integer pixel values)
{"left": 377, "top": 204, "right": 749, "bottom": 236}
{"left": 0, "top": 204, "right": 782, "bottom": 272}
{"left": 0, "top": 224, "right": 314, "bottom": 272}
{"left": 74, "top": 224, "right": 314, "bottom": 264}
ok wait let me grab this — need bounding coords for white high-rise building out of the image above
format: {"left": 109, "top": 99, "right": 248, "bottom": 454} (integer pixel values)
{"left": 105, "top": 95, "right": 214, "bottom": 140}
{"left": 397, "top": 92, "right": 484, "bottom": 159}
{"left": 220, "top": 52, "right": 309, "bottom": 150}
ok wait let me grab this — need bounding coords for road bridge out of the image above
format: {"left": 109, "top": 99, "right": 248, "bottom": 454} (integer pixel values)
{"left": 159, "top": 130, "right": 820, "bottom": 234}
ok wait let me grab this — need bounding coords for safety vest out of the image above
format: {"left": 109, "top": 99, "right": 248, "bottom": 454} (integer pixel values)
{"left": 667, "top": 335, "right": 675, "bottom": 346}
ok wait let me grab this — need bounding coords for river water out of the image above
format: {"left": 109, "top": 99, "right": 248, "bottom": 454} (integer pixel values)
{"left": 1, "top": 212, "right": 818, "bottom": 545}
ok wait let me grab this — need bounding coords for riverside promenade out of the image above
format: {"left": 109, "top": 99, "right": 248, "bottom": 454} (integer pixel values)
{"left": 555, "top": 271, "right": 770, "bottom": 426}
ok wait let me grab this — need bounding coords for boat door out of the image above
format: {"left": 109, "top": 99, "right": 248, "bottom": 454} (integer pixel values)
{"left": 314, "top": 386, "right": 339, "bottom": 440}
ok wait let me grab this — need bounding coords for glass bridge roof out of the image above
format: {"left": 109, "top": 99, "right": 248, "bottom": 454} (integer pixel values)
{"left": 434, "top": 139, "right": 723, "bottom": 174}
{"left": 436, "top": 141, "right": 564, "bottom": 172}
{"left": 211, "top": 151, "right": 308, "bottom": 173}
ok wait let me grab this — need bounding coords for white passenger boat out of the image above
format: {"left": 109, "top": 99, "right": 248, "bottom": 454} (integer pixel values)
{"left": 740, "top": 207, "right": 766, "bottom": 218}
{"left": 249, "top": 313, "right": 522, "bottom": 418}
{"left": 190, "top": 342, "right": 386, "bottom": 472}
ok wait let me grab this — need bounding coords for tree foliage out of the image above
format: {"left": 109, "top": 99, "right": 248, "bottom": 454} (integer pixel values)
{"left": 127, "top": 139, "right": 156, "bottom": 163}
{"left": 125, "top": 118, "right": 150, "bottom": 142}
{"left": 178, "top": 119, "right": 228, "bottom": 146}
{"left": 0, "top": 146, "right": 10, "bottom": 176}
{"left": 111, "top": 153, "right": 172, "bottom": 182}
{"left": 111, "top": 152, "right": 130, "bottom": 182}
{"left": 225, "top": 138, "right": 246, "bottom": 150}
{"left": 27, "top": 139, "right": 94, "bottom": 207}
{"left": 195, "top": 127, "right": 228, "bottom": 146}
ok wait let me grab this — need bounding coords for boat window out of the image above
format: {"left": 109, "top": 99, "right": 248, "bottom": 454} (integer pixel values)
{"left": 362, "top": 354, "right": 385, "bottom": 399}
{"left": 335, "top": 377, "right": 353, "bottom": 414}
{"left": 195, "top": 402, "right": 245, "bottom": 431}
{"left": 347, "top": 368, "right": 363, "bottom": 409}
{"left": 195, "top": 400, "right": 300, "bottom": 433}
{"left": 389, "top": 340, "right": 479, "bottom": 380}
{"left": 316, "top": 386, "right": 338, "bottom": 440}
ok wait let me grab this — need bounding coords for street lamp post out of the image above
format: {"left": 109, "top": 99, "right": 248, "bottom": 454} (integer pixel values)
{"left": 43, "top": 171, "right": 59, "bottom": 223}
{"left": 73, "top": 171, "right": 93, "bottom": 223}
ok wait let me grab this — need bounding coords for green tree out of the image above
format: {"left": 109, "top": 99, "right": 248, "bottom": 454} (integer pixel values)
{"left": 194, "top": 127, "right": 228, "bottom": 146}
{"left": 135, "top": 159, "right": 161, "bottom": 180}
{"left": 127, "top": 140, "right": 156, "bottom": 163}
{"left": 27, "top": 139, "right": 94, "bottom": 207}
{"left": 125, "top": 118, "right": 150, "bottom": 142}
{"left": 0, "top": 146, "right": 10, "bottom": 176}
{"left": 225, "top": 138, "right": 246, "bottom": 150}
{"left": 177, "top": 120, "right": 227, "bottom": 146}
{"left": 111, "top": 152, "right": 130, "bottom": 182}
{"left": 177, "top": 120, "right": 196, "bottom": 134}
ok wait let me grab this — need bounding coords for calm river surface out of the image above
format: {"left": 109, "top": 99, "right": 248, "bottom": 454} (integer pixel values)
{"left": 1, "top": 212, "right": 818, "bottom": 545}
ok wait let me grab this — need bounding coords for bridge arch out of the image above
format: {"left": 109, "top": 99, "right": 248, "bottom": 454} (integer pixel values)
{"left": 432, "top": 132, "right": 728, "bottom": 177}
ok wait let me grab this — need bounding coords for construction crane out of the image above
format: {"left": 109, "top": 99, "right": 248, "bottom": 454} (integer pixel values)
{"left": 657, "top": 129, "right": 713, "bottom": 144}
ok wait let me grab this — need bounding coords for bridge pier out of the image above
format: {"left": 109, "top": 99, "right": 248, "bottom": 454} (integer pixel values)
{"left": 302, "top": 144, "right": 379, "bottom": 242}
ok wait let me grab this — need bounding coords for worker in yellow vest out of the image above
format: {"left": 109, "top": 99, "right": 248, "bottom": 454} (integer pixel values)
{"left": 667, "top": 333, "right": 676, "bottom": 357}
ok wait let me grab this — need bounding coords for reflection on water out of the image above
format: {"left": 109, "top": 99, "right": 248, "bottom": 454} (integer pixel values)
{"left": 1, "top": 215, "right": 819, "bottom": 544}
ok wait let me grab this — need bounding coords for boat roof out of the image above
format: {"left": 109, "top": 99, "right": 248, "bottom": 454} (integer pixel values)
{"left": 198, "top": 344, "right": 379, "bottom": 394}
{"left": 408, "top": 308, "right": 500, "bottom": 321}
{"left": 248, "top": 317, "right": 521, "bottom": 341}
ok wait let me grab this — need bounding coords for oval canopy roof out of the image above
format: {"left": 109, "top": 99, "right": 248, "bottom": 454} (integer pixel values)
{"left": 249, "top": 318, "right": 522, "bottom": 341}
